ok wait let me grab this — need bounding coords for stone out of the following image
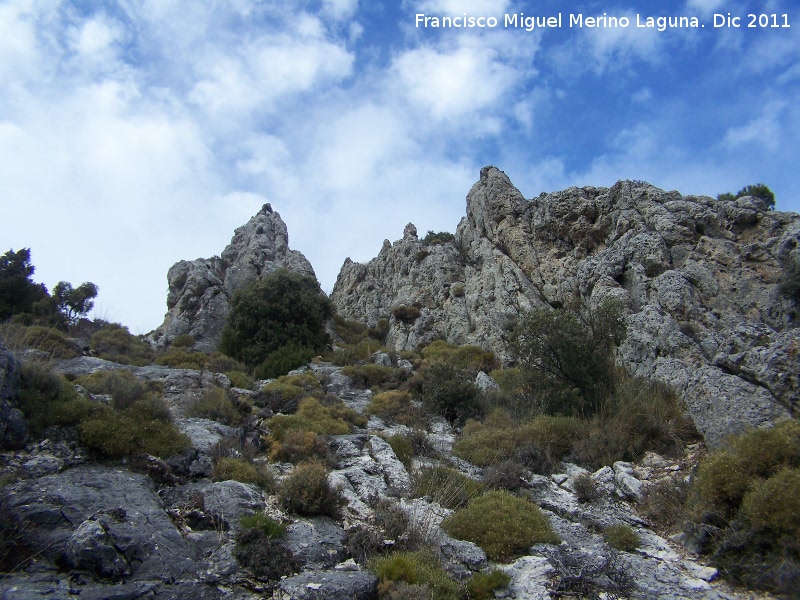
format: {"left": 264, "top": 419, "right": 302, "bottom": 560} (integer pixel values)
{"left": 0, "top": 341, "right": 27, "bottom": 450}
{"left": 474, "top": 370, "right": 500, "bottom": 391}
{"left": 613, "top": 461, "right": 644, "bottom": 502}
{"left": 277, "top": 570, "right": 378, "bottom": 600}
{"left": 282, "top": 517, "right": 347, "bottom": 569}
{"left": 148, "top": 203, "right": 316, "bottom": 352}
{"left": 332, "top": 166, "right": 800, "bottom": 445}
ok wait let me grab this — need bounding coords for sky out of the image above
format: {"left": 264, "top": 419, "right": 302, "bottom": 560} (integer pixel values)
{"left": 1, "top": 0, "right": 798, "bottom": 334}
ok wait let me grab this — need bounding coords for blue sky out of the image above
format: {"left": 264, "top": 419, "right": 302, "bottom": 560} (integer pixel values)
{"left": 1, "top": 0, "right": 798, "bottom": 333}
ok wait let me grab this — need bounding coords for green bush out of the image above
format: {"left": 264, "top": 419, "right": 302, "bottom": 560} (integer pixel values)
{"left": 420, "top": 340, "right": 497, "bottom": 372}
{"left": 78, "top": 402, "right": 189, "bottom": 459}
{"left": 327, "top": 337, "right": 384, "bottom": 366}
{"left": 257, "top": 372, "right": 321, "bottom": 413}
{"left": 268, "top": 429, "right": 329, "bottom": 464}
{"left": 0, "top": 323, "right": 80, "bottom": 358}
{"left": 603, "top": 524, "right": 640, "bottom": 552}
{"left": 386, "top": 435, "right": 414, "bottom": 470}
{"left": 419, "top": 362, "right": 480, "bottom": 425}
{"left": 267, "top": 397, "right": 365, "bottom": 440}
{"left": 369, "top": 550, "right": 461, "bottom": 600}
{"left": 225, "top": 370, "right": 254, "bottom": 389}
{"left": 76, "top": 369, "right": 159, "bottom": 410}
{"left": 172, "top": 334, "right": 195, "bottom": 348}
{"left": 278, "top": 461, "right": 344, "bottom": 517}
{"left": 443, "top": 491, "right": 558, "bottom": 562}
{"left": 693, "top": 420, "right": 800, "bottom": 520}
{"left": 411, "top": 465, "right": 484, "bottom": 510}
{"left": 718, "top": 183, "right": 775, "bottom": 209}
{"left": 572, "top": 472, "right": 601, "bottom": 503}
{"left": 212, "top": 457, "right": 274, "bottom": 488}
{"left": 235, "top": 527, "right": 298, "bottom": 580}
{"left": 466, "top": 569, "right": 511, "bottom": 599}
{"left": 421, "top": 231, "right": 455, "bottom": 246}
{"left": 239, "top": 513, "right": 285, "bottom": 539}
{"left": 392, "top": 304, "right": 421, "bottom": 324}
{"left": 90, "top": 324, "right": 155, "bottom": 366}
{"left": 254, "top": 342, "right": 316, "bottom": 379}
{"left": 186, "top": 387, "right": 242, "bottom": 425}
{"left": 740, "top": 467, "right": 800, "bottom": 535}
{"left": 511, "top": 299, "right": 626, "bottom": 418}
{"left": 367, "top": 391, "right": 418, "bottom": 425}
{"left": 220, "top": 269, "right": 332, "bottom": 369}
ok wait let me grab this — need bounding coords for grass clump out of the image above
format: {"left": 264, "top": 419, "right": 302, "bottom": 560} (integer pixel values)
{"left": 369, "top": 550, "right": 461, "bottom": 600}
{"left": 239, "top": 513, "right": 285, "bottom": 539}
{"left": 603, "top": 524, "right": 640, "bottom": 552}
{"left": 90, "top": 323, "right": 154, "bottom": 366}
{"left": 212, "top": 457, "right": 274, "bottom": 488}
{"left": 186, "top": 387, "right": 243, "bottom": 425}
{"left": 278, "top": 461, "right": 344, "bottom": 517}
{"left": 257, "top": 372, "right": 322, "bottom": 412}
{"left": 420, "top": 340, "right": 497, "bottom": 372}
{"left": 235, "top": 526, "right": 297, "bottom": 581}
{"left": 77, "top": 369, "right": 161, "bottom": 410}
{"left": 0, "top": 323, "right": 80, "bottom": 358}
{"left": 386, "top": 435, "right": 414, "bottom": 470}
{"left": 267, "top": 397, "right": 366, "bottom": 441}
{"left": 442, "top": 490, "right": 558, "bottom": 562}
{"left": 342, "top": 363, "right": 398, "bottom": 390}
{"left": 367, "top": 391, "right": 418, "bottom": 425}
{"left": 466, "top": 569, "right": 511, "bottom": 599}
{"left": 268, "top": 429, "right": 330, "bottom": 464}
{"left": 411, "top": 465, "right": 484, "bottom": 510}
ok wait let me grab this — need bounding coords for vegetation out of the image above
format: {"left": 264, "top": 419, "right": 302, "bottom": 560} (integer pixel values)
{"left": 717, "top": 183, "right": 775, "bottom": 209}
{"left": 90, "top": 323, "right": 155, "bottom": 366}
{"left": 235, "top": 522, "right": 297, "bottom": 580}
{"left": 278, "top": 460, "right": 345, "bottom": 517}
{"left": 220, "top": 269, "right": 332, "bottom": 372}
{"left": 418, "top": 362, "right": 479, "bottom": 425}
{"left": 421, "top": 230, "right": 455, "bottom": 246}
{"left": 442, "top": 490, "right": 559, "bottom": 562}
{"left": 367, "top": 391, "right": 418, "bottom": 425}
{"left": 511, "top": 299, "right": 626, "bottom": 418}
{"left": 266, "top": 397, "right": 366, "bottom": 442}
{"left": 466, "top": 569, "right": 511, "bottom": 599}
{"left": 239, "top": 513, "right": 286, "bottom": 539}
{"left": 369, "top": 550, "right": 462, "bottom": 600}
{"left": 603, "top": 524, "right": 640, "bottom": 552}
{"left": 685, "top": 420, "right": 800, "bottom": 594}
{"left": 411, "top": 465, "right": 484, "bottom": 510}
{"left": 420, "top": 340, "right": 497, "bottom": 372}
{"left": 392, "top": 304, "right": 421, "bottom": 324}
{"left": 186, "top": 387, "right": 244, "bottom": 426}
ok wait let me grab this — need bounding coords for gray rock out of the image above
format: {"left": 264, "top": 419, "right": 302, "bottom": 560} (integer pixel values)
{"left": 278, "top": 569, "right": 378, "bottom": 600}
{"left": 149, "top": 203, "right": 317, "bottom": 352}
{"left": 613, "top": 461, "right": 644, "bottom": 502}
{"left": 0, "top": 341, "right": 27, "bottom": 450}
{"left": 331, "top": 166, "right": 800, "bottom": 445}
{"left": 64, "top": 518, "right": 131, "bottom": 578}
{"left": 474, "top": 371, "right": 499, "bottom": 391}
{"left": 283, "top": 517, "right": 347, "bottom": 569}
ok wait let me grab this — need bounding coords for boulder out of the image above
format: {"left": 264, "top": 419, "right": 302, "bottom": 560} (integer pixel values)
{"left": 278, "top": 569, "right": 378, "bottom": 600}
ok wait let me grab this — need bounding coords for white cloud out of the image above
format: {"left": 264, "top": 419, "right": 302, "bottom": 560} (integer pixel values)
{"left": 723, "top": 101, "right": 786, "bottom": 152}
{"left": 323, "top": 0, "right": 359, "bottom": 21}
{"left": 392, "top": 40, "right": 516, "bottom": 120}
{"left": 632, "top": 88, "right": 653, "bottom": 104}
{"left": 411, "top": 0, "right": 511, "bottom": 15}
{"left": 684, "top": 0, "right": 727, "bottom": 16}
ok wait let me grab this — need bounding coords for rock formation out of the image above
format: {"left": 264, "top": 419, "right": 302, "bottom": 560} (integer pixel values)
{"left": 332, "top": 167, "right": 800, "bottom": 445}
{"left": 149, "top": 204, "right": 316, "bottom": 352}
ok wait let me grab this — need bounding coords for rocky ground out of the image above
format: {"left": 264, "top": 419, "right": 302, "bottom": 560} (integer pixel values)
{"left": 0, "top": 348, "right": 773, "bottom": 600}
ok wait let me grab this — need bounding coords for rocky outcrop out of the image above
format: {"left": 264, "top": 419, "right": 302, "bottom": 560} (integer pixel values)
{"left": 332, "top": 167, "right": 800, "bottom": 445}
{"left": 0, "top": 341, "right": 27, "bottom": 450}
{"left": 149, "top": 204, "right": 316, "bottom": 352}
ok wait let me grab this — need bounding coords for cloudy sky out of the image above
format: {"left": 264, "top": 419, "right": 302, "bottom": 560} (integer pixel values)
{"left": 1, "top": 0, "right": 798, "bottom": 333}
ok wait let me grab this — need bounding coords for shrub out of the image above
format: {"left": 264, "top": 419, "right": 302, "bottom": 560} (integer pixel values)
{"left": 693, "top": 420, "right": 800, "bottom": 520}
{"left": 369, "top": 550, "right": 461, "bottom": 600}
{"left": 740, "top": 467, "right": 800, "bottom": 535}
{"left": 718, "top": 183, "right": 775, "bottom": 209}
{"left": 450, "top": 283, "right": 464, "bottom": 298}
{"left": 411, "top": 465, "right": 484, "bottom": 510}
{"left": 442, "top": 490, "right": 559, "bottom": 562}
{"left": 367, "top": 391, "right": 417, "bottom": 424}
{"left": 386, "top": 435, "right": 414, "bottom": 470}
{"left": 603, "top": 524, "right": 640, "bottom": 552}
{"left": 278, "top": 461, "right": 344, "bottom": 517}
{"left": 77, "top": 369, "right": 159, "bottom": 410}
{"left": 0, "top": 323, "right": 80, "bottom": 358}
{"left": 510, "top": 299, "right": 626, "bottom": 418}
{"left": 239, "top": 514, "right": 285, "bottom": 539}
{"left": 212, "top": 457, "right": 274, "bottom": 488}
{"left": 327, "top": 337, "right": 383, "bottom": 366}
{"left": 419, "top": 362, "right": 480, "bottom": 425}
{"left": 421, "top": 230, "right": 455, "bottom": 246}
{"left": 186, "top": 387, "right": 241, "bottom": 425}
{"left": 466, "top": 569, "right": 511, "bottom": 599}
{"left": 17, "top": 361, "right": 81, "bottom": 432}
{"left": 172, "top": 334, "right": 195, "bottom": 348}
{"left": 780, "top": 256, "right": 800, "bottom": 303}
{"left": 572, "top": 472, "right": 602, "bottom": 503}
{"left": 90, "top": 323, "right": 155, "bottom": 366}
{"left": 0, "top": 490, "right": 40, "bottom": 573}
{"left": 639, "top": 477, "right": 690, "bottom": 534}
{"left": 267, "top": 397, "right": 364, "bottom": 440}
{"left": 225, "top": 370, "right": 254, "bottom": 389}
{"left": 482, "top": 459, "right": 528, "bottom": 492}
{"left": 420, "top": 340, "right": 497, "bottom": 372}
{"left": 392, "top": 304, "right": 421, "bottom": 324}
{"left": 269, "top": 429, "right": 329, "bottom": 464}
{"left": 254, "top": 342, "right": 316, "bottom": 379}
{"left": 235, "top": 527, "right": 298, "bottom": 580}
{"left": 220, "top": 269, "right": 332, "bottom": 369}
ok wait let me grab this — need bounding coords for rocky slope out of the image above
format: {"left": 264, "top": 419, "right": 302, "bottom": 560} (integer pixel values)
{"left": 1, "top": 349, "right": 743, "bottom": 599}
{"left": 149, "top": 204, "right": 316, "bottom": 353}
{"left": 332, "top": 167, "right": 800, "bottom": 445}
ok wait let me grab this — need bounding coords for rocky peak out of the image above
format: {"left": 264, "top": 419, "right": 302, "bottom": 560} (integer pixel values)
{"left": 332, "top": 167, "right": 800, "bottom": 446}
{"left": 149, "top": 205, "right": 315, "bottom": 352}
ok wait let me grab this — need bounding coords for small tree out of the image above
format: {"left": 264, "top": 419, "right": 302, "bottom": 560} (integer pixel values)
{"left": 0, "top": 249, "right": 48, "bottom": 320}
{"left": 511, "top": 299, "right": 626, "bottom": 418}
{"left": 53, "top": 281, "right": 98, "bottom": 324}
{"left": 220, "top": 269, "right": 332, "bottom": 370}
{"left": 717, "top": 183, "right": 775, "bottom": 209}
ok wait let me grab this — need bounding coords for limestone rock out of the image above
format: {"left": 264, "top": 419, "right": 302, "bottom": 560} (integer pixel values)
{"left": 332, "top": 166, "right": 800, "bottom": 445}
{"left": 278, "top": 569, "right": 378, "bottom": 600}
{"left": 149, "top": 204, "right": 316, "bottom": 352}
{"left": 0, "top": 341, "right": 27, "bottom": 450}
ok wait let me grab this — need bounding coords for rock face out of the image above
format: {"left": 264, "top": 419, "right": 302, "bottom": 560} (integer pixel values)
{"left": 150, "top": 204, "right": 316, "bottom": 352}
{"left": 332, "top": 167, "right": 800, "bottom": 445}
{"left": 0, "top": 341, "right": 27, "bottom": 450}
